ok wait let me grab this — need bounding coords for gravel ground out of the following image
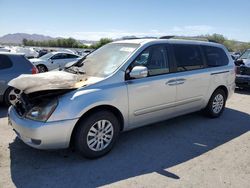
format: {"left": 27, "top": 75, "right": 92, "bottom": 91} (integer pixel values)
{"left": 0, "top": 89, "right": 249, "bottom": 188}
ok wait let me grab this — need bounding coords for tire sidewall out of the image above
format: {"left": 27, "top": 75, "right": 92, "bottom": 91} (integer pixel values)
{"left": 3, "top": 87, "right": 13, "bottom": 106}
{"left": 207, "top": 89, "right": 226, "bottom": 118}
{"left": 75, "top": 111, "right": 120, "bottom": 158}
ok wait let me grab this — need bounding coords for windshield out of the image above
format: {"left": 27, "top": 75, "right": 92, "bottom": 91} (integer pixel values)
{"left": 240, "top": 50, "right": 250, "bottom": 59}
{"left": 81, "top": 43, "right": 139, "bottom": 77}
{"left": 39, "top": 53, "right": 54, "bottom": 60}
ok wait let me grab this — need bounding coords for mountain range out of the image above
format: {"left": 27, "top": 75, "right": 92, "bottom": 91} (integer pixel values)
{"left": 0, "top": 33, "right": 96, "bottom": 45}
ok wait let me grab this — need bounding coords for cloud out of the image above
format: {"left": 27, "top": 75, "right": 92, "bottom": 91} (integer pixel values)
{"left": 170, "top": 25, "right": 215, "bottom": 35}
{"left": 46, "top": 25, "right": 215, "bottom": 40}
{"left": 59, "top": 30, "right": 166, "bottom": 40}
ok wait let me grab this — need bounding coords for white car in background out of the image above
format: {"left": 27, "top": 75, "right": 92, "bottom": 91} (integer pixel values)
{"left": 11, "top": 46, "right": 39, "bottom": 58}
{"left": 30, "top": 52, "right": 80, "bottom": 72}
{"left": 0, "top": 46, "right": 11, "bottom": 52}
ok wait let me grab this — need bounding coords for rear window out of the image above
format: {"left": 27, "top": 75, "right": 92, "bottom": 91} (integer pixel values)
{"left": 202, "top": 46, "right": 229, "bottom": 67}
{"left": 0, "top": 54, "right": 13, "bottom": 70}
{"left": 173, "top": 44, "right": 204, "bottom": 72}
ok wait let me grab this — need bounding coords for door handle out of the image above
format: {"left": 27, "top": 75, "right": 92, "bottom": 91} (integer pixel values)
{"left": 176, "top": 78, "right": 186, "bottom": 85}
{"left": 166, "top": 79, "right": 177, "bottom": 86}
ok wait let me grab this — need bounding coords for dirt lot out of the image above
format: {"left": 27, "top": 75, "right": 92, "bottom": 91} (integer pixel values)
{"left": 0, "top": 90, "right": 249, "bottom": 188}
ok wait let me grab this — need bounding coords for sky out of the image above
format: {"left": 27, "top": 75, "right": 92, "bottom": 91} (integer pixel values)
{"left": 0, "top": 0, "right": 249, "bottom": 41}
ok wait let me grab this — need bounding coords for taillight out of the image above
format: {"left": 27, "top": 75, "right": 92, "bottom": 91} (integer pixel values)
{"left": 31, "top": 66, "right": 38, "bottom": 74}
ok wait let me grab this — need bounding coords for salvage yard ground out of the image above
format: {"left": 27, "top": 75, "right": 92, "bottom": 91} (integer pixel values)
{"left": 0, "top": 89, "right": 250, "bottom": 188}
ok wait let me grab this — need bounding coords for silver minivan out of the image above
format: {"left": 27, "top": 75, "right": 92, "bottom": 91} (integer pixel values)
{"left": 8, "top": 39, "right": 236, "bottom": 158}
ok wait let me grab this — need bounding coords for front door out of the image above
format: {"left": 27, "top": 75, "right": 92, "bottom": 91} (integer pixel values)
{"left": 50, "top": 53, "right": 68, "bottom": 70}
{"left": 126, "top": 44, "right": 177, "bottom": 128}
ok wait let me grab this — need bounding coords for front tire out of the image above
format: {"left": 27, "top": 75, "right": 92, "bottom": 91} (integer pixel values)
{"left": 74, "top": 111, "right": 120, "bottom": 158}
{"left": 204, "top": 89, "right": 226, "bottom": 118}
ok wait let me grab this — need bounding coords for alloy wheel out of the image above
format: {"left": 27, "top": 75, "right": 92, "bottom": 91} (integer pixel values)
{"left": 212, "top": 94, "right": 224, "bottom": 114}
{"left": 87, "top": 120, "right": 114, "bottom": 151}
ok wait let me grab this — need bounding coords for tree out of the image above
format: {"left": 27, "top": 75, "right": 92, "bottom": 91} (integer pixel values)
{"left": 90, "top": 38, "right": 113, "bottom": 49}
{"left": 206, "top": 33, "right": 227, "bottom": 44}
{"left": 22, "top": 38, "right": 28, "bottom": 46}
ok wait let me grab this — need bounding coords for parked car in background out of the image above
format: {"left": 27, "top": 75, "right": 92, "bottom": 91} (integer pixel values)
{"left": 29, "top": 52, "right": 80, "bottom": 72}
{"left": 78, "top": 49, "right": 93, "bottom": 57}
{"left": 37, "top": 49, "right": 49, "bottom": 57}
{"left": 0, "top": 52, "right": 38, "bottom": 105}
{"left": 56, "top": 48, "right": 78, "bottom": 55}
{"left": 11, "top": 47, "right": 39, "bottom": 58}
{"left": 8, "top": 39, "right": 235, "bottom": 158}
{"left": 229, "top": 52, "right": 237, "bottom": 60}
{"left": 0, "top": 46, "right": 11, "bottom": 52}
{"left": 230, "top": 52, "right": 241, "bottom": 60}
{"left": 235, "top": 49, "right": 250, "bottom": 88}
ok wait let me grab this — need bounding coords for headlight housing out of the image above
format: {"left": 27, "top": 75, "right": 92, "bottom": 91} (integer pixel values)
{"left": 26, "top": 100, "right": 58, "bottom": 122}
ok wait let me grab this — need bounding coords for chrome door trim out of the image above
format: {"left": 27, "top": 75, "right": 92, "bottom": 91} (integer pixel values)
{"left": 134, "top": 96, "right": 203, "bottom": 116}
{"left": 210, "top": 70, "right": 230, "bottom": 75}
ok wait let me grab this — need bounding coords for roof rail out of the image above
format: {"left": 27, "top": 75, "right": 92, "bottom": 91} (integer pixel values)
{"left": 159, "top": 36, "right": 175, "bottom": 39}
{"left": 121, "top": 36, "right": 157, "bottom": 40}
{"left": 159, "top": 35, "right": 212, "bottom": 42}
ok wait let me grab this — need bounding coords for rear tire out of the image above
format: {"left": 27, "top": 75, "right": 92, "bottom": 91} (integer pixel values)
{"left": 36, "top": 64, "right": 48, "bottom": 73}
{"left": 204, "top": 89, "right": 226, "bottom": 118}
{"left": 74, "top": 110, "right": 120, "bottom": 159}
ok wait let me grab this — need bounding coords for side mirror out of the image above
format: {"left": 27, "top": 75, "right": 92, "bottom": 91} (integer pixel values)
{"left": 129, "top": 66, "right": 148, "bottom": 79}
{"left": 49, "top": 59, "right": 54, "bottom": 64}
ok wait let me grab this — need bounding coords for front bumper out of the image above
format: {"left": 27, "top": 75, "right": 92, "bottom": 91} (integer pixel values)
{"left": 8, "top": 106, "right": 79, "bottom": 149}
{"left": 236, "top": 75, "right": 250, "bottom": 88}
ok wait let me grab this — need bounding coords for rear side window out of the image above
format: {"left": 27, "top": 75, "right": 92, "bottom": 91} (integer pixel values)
{"left": 173, "top": 44, "right": 204, "bottom": 72}
{"left": 0, "top": 55, "right": 13, "bottom": 70}
{"left": 51, "top": 53, "right": 67, "bottom": 60}
{"left": 67, "top": 54, "right": 78, "bottom": 58}
{"left": 202, "top": 46, "right": 229, "bottom": 67}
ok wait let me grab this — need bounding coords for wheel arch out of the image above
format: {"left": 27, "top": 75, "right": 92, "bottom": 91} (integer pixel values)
{"left": 206, "top": 85, "right": 229, "bottom": 107}
{"left": 36, "top": 64, "right": 48, "bottom": 72}
{"left": 3, "top": 86, "right": 13, "bottom": 105}
{"left": 69, "top": 104, "right": 125, "bottom": 147}
{"left": 215, "top": 85, "right": 228, "bottom": 99}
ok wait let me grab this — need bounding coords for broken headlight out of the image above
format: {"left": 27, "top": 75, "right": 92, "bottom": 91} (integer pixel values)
{"left": 26, "top": 100, "right": 58, "bottom": 122}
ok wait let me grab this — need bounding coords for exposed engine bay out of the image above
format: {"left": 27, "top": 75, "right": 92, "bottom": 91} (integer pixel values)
{"left": 8, "top": 71, "right": 103, "bottom": 116}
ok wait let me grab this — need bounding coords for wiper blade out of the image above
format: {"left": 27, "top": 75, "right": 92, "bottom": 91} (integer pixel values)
{"left": 65, "top": 67, "right": 85, "bottom": 74}
{"left": 65, "top": 56, "right": 86, "bottom": 70}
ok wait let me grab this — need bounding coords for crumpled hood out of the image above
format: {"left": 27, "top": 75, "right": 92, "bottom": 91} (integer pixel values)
{"left": 8, "top": 71, "right": 103, "bottom": 94}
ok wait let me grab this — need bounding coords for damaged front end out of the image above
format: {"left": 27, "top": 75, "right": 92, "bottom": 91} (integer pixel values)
{"left": 9, "top": 88, "right": 73, "bottom": 121}
{"left": 8, "top": 71, "right": 102, "bottom": 121}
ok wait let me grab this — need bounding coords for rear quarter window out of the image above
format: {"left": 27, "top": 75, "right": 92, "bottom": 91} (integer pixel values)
{"left": 8, "top": 55, "right": 33, "bottom": 70}
{"left": 0, "top": 54, "right": 13, "bottom": 70}
{"left": 202, "top": 46, "right": 229, "bottom": 67}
